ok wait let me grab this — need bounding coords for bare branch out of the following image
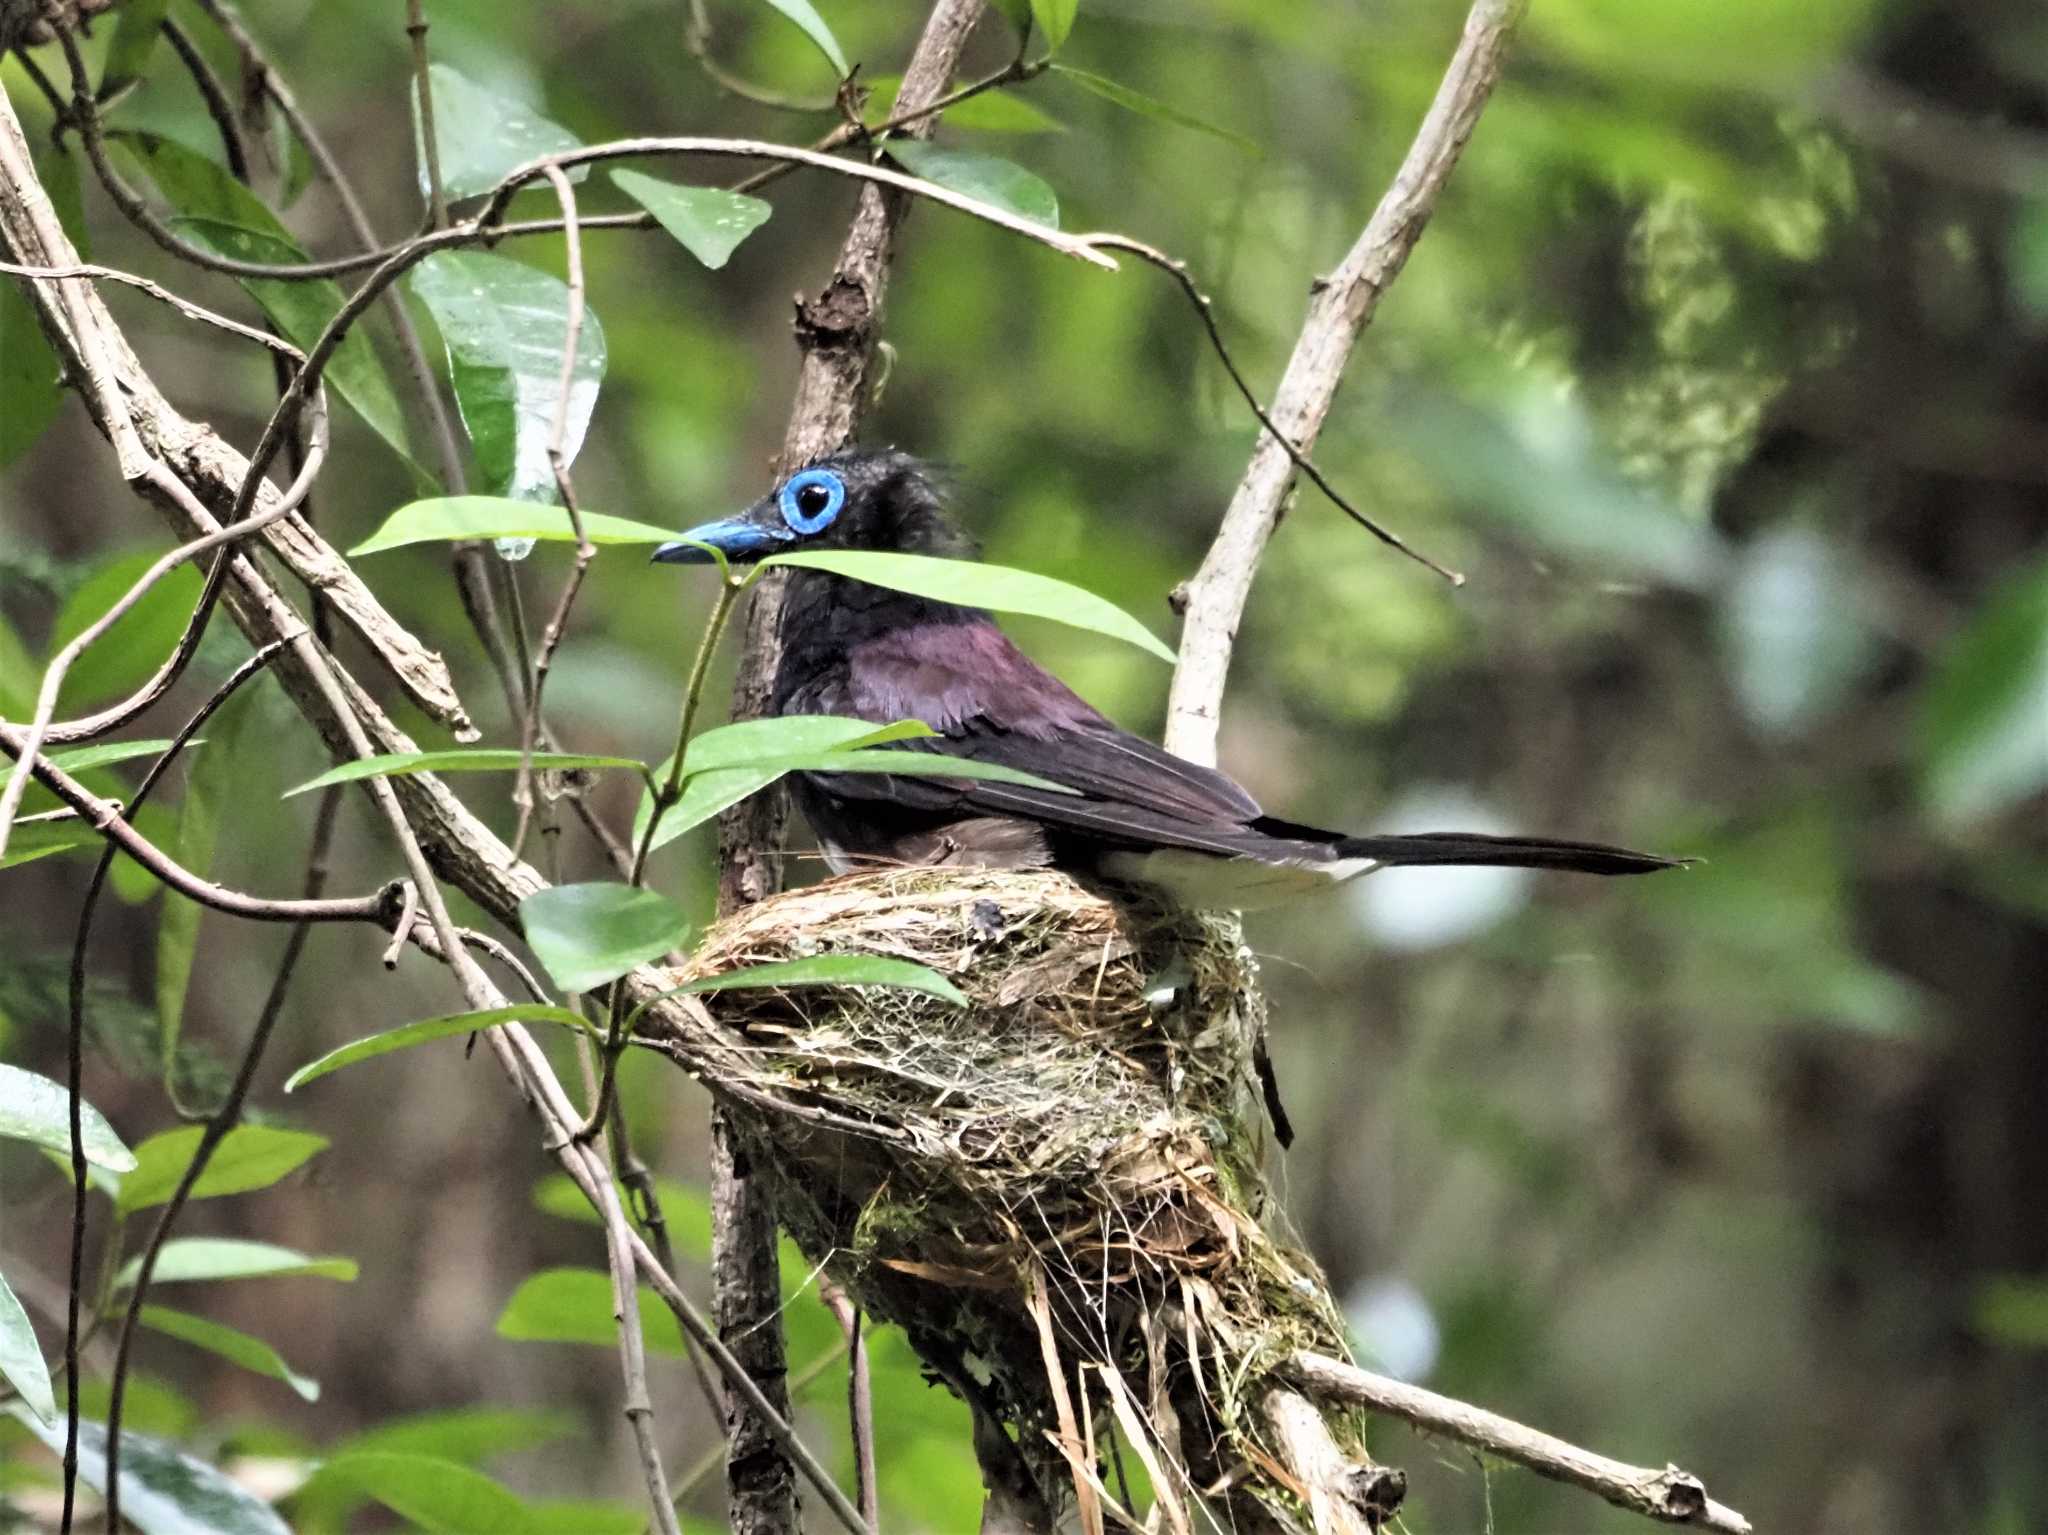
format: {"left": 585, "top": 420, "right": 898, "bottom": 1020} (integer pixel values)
{"left": 1162, "top": 0, "right": 1527, "bottom": 766}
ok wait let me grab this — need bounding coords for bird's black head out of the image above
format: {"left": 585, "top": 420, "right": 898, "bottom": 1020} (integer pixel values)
{"left": 651, "top": 449, "right": 972, "bottom": 566}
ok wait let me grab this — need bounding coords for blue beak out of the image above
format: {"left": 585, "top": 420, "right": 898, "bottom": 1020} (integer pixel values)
{"left": 649, "top": 514, "right": 791, "bottom": 565}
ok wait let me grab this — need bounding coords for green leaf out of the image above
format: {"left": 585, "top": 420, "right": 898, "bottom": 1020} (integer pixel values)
{"left": 6, "top": 1406, "right": 293, "bottom": 1535}
{"left": 410, "top": 252, "right": 608, "bottom": 523}
{"left": 99, "top": 0, "right": 175, "bottom": 97}
{"left": 646, "top": 954, "right": 967, "bottom": 1008}
{"left": 47, "top": 548, "right": 204, "bottom": 712}
{"left": 0, "top": 820, "right": 101, "bottom": 871}
{"left": 763, "top": 549, "right": 1173, "bottom": 659}
{"left": 757, "top": 0, "right": 851, "bottom": 77}
{"left": 1030, "top": 0, "right": 1079, "bottom": 51}
{"left": 116, "top": 135, "right": 417, "bottom": 474}
{"left": 495, "top": 1267, "right": 685, "bottom": 1355}
{"left": 0, "top": 148, "right": 82, "bottom": 471}
{"left": 309, "top": 1451, "right": 624, "bottom": 1535}
{"left": 138, "top": 1305, "right": 319, "bottom": 1400}
{"left": 988, "top": 0, "right": 1033, "bottom": 37}
{"left": 637, "top": 766, "right": 778, "bottom": 851}
{"left": 1975, "top": 1276, "right": 2048, "bottom": 1349}
{"left": 865, "top": 74, "right": 1063, "bottom": 134}
{"left": 1053, "top": 65, "right": 1257, "bottom": 152}
{"left": 417, "top": 64, "right": 584, "bottom": 204}
{"left": 886, "top": 140, "right": 1059, "bottom": 227}
{"left": 1920, "top": 560, "right": 2048, "bottom": 826}
{"left": 117, "top": 1124, "right": 327, "bottom": 1214}
{"left": 0, "top": 1062, "right": 137, "bottom": 1171}
{"left": 283, "top": 747, "right": 644, "bottom": 799}
{"left": 114, "top": 1239, "right": 358, "bottom": 1290}
{"left": 533, "top": 1174, "right": 714, "bottom": 1256}
{"left": 351, "top": 495, "right": 675, "bottom": 555}
{"left": 518, "top": 884, "right": 689, "bottom": 993}
{"left": 608, "top": 169, "right": 772, "bottom": 269}
{"left": 0, "top": 738, "right": 186, "bottom": 793}
{"left": 285, "top": 1005, "right": 595, "bottom": 1092}
{"left": 0, "top": 1271, "right": 54, "bottom": 1426}
{"left": 293, "top": 1413, "right": 575, "bottom": 1532}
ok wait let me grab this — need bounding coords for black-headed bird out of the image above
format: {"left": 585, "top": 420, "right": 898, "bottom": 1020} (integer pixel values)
{"left": 654, "top": 450, "right": 1681, "bottom": 911}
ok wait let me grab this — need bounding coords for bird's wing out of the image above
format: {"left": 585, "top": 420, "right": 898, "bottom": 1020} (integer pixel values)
{"left": 794, "top": 617, "right": 1270, "bottom": 852}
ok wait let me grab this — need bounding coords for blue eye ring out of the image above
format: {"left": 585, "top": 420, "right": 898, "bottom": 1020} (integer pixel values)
{"left": 778, "top": 468, "right": 845, "bottom": 535}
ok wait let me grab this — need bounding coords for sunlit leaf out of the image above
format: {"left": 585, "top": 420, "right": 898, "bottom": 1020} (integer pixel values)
{"left": 756, "top": 0, "right": 851, "bottom": 77}
{"left": 350, "top": 496, "right": 674, "bottom": 555}
{"left": 114, "top": 1239, "right": 358, "bottom": 1290}
{"left": 139, "top": 1305, "right": 319, "bottom": 1400}
{"left": 284, "top": 747, "right": 644, "bottom": 799}
{"left": 7, "top": 1406, "right": 293, "bottom": 1535}
{"left": 865, "top": 74, "right": 1063, "bottom": 134}
{"left": 763, "top": 549, "right": 1173, "bottom": 659}
{"left": 642, "top": 953, "right": 967, "bottom": 1008}
{"left": 609, "top": 169, "right": 771, "bottom": 269}
{"left": 47, "top": 548, "right": 204, "bottom": 712}
{"left": 494, "top": 1267, "right": 685, "bottom": 1355}
{"left": 1030, "top": 0, "right": 1079, "bottom": 52}
{"left": 0, "top": 1061, "right": 136, "bottom": 1170}
{"left": 117, "top": 1124, "right": 327, "bottom": 1214}
{"left": 1920, "top": 560, "right": 2048, "bottom": 826}
{"left": 1053, "top": 65, "right": 1257, "bottom": 152}
{"left": 285, "top": 1005, "right": 595, "bottom": 1092}
{"left": 518, "top": 884, "right": 689, "bottom": 993}
{"left": 885, "top": 140, "right": 1059, "bottom": 227}
{"left": 0, "top": 1272, "right": 54, "bottom": 1425}
{"left": 415, "top": 63, "right": 584, "bottom": 204}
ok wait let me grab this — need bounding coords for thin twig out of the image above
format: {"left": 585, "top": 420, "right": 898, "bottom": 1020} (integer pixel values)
{"left": 405, "top": 0, "right": 448, "bottom": 229}
{"left": 683, "top": 0, "right": 837, "bottom": 114}
{"left": 824, "top": 1285, "right": 879, "bottom": 1532}
{"left": 1286, "top": 1353, "right": 1751, "bottom": 1534}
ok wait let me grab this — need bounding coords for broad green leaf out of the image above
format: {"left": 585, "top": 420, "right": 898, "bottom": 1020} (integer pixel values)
{"left": 518, "top": 884, "right": 689, "bottom": 993}
{"left": 351, "top": 496, "right": 675, "bottom": 555}
{"left": 410, "top": 252, "right": 608, "bottom": 543}
{"left": 1053, "top": 65, "right": 1257, "bottom": 152}
{"left": 609, "top": 169, "right": 771, "bottom": 269}
{"left": 763, "top": 549, "right": 1173, "bottom": 660}
{"left": 48, "top": 548, "right": 204, "bottom": 712}
{"left": 0, "top": 146, "right": 83, "bottom": 470}
{"left": 638, "top": 766, "right": 779, "bottom": 851}
{"left": 138, "top": 1305, "right": 319, "bottom": 1400}
{"left": 99, "top": 0, "right": 175, "bottom": 97}
{"left": 292, "top": 1412, "right": 575, "bottom": 1533}
{"left": 110, "top": 800, "right": 181, "bottom": 905}
{"left": 285, "top": 1005, "right": 595, "bottom": 1092}
{"left": 0, "top": 737, "right": 183, "bottom": 796}
{"left": 416, "top": 64, "right": 584, "bottom": 204}
{"left": 1920, "top": 560, "right": 2048, "bottom": 826}
{"left": 309, "top": 1451, "right": 625, "bottom": 1535}
{"left": 0, "top": 1271, "right": 54, "bottom": 1425}
{"left": 118, "top": 1124, "right": 327, "bottom": 1214}
{"left": 1975, "top": 1276, "right": 2048, "bottom": 1349}
{"left": 886, "top": 140, "right": 1059, "bottom": 227}
{"left": 72, "top": 1374, "right": 198, "bottom": 1440}
{"left": 532, "top": 1174, "right": 714, "bottom": 1257}
{"left": 495, "top": 1267, "right": 685, "bottom": 1355}
{"left": 1030, "top": 0, "right": 1079, "bottom": 51}
{"left": 116, "top": 135, "right": 416, "bottom": 473}
{"left": 0, "top": 1062, "right": 136, "bottom": 1170}
{"left": 6, "top": 1406, "right": 292, "bottom": 1535}
{"left": 643, "top": 954, "right": 967, "bottom": 1009}
{"left": 114, "top": 1239, "right": 358, "bottom": 1290}
{"left": 757, "top": 0, "right": 851, "bottom": 77}
{"left": 284, "top": 747, "right": 644, "bottom": 799}
{"left": 865, "top": 74, "right": 1063, "bottom": 134}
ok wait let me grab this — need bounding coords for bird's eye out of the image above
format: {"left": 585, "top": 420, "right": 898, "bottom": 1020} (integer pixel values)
{"left": 778, "top": 468, "right": 845, "bottom": 535}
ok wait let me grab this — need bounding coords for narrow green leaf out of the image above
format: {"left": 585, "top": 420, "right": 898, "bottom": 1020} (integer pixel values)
{"left": 159, "top": 689, "right": 253, "bottom": 1099}
{"left": 6, "top": 1406, "right": 292, "bottom": 1535}
{"left": 885, "top": 140, "right": 1059, "bottom": 227}
{"left": 1030, "top": 0, "right": 1079, "bottom": 51}
{"left": 417, "top": 64, "right": 584, "bottom": 204}
{"left": 495, "top": 1267, "right": 685, "bottom": 1355}
{"left": 0, "top": 737, "right": 183, "bottom": 796}
{"left": 351, "top": 496, "right": 675, "bottom": 555}
{"left": 867, "top": 74, "right": 1063, "bottom": 134}
{"left": 519, "top": 884, "right": 689, "bottom": 993}
{"left": 117, "top": 1124, "right": 327, "bottom": 1214}
{"left": 1920, "top": 560, "right": 2048, "bottom": 826}
{"left": 0, "top": 820, "right": 101, "bottom": 871}
{"left": 47, "top": 548, "right": 204, "bottom": 712}
{"left": 285, "top": 1005, "right": 594, "bottom": 1092}
{"left": 763, "top": 549, "right": 1174, "bottom": 660}
{"left": 0, "top": 149, "right": 82, "bottom": 471}
{"left": 99, "top": 0, "right": 175, "bottom": 97}
{"left": 284, "top": 747, "right": 644, "bottom": 799}
{"left": 1053, "top": 64, "right": 1258, "bottom": 152}
{"left": 757, "top": 0, "right": 851, "bottom": 76}
{"left": 114, "top": 1239, "right": 358, "bottom": 1290}
{"left": 0, "top": 1062, "right": 136, "bottom": 1171}
{"left": 0, "top": 1272, "right": 55, "bottom": 1425}
{"left": 137, "top": 1304, "right": 319, "bottom": 1401}
{"left": 410, "top": 253, "right": 608, "bottom": 516}
{"left": 650, "top": 954, "right": 968, "bottom": 1007}
{"left": 609, "top": 169, "right": 772, "bottom": 269}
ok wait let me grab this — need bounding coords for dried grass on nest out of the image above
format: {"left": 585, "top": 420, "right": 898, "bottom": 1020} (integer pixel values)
{"left": 636, "top": 866, "right": 1369, "bottom": 1526}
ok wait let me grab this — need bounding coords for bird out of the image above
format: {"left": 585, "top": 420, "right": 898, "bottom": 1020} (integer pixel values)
{"left": 653, "top": 449, "right": 1683, "bottom": 912}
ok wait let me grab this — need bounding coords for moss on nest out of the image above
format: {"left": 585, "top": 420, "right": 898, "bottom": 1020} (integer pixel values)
{"left": 636, "top": 867, "right": 1365, "bottom": 1527}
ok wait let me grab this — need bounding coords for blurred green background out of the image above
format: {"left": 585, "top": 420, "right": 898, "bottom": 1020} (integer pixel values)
{"left": 4, "top": 0, "right": 2046, "bottom": 1530}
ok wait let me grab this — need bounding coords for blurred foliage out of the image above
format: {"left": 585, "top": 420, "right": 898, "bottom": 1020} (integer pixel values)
{"left": 2, "top": 0, "right": 2046, "bottom": 1532}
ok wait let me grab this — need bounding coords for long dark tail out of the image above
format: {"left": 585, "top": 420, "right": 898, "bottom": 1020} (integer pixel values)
{"left": 1333, "top": 831, "right": 1686, "bottom": 877}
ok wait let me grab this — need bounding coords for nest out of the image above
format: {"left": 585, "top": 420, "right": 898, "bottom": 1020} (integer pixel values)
{"left": 635, "top": 868, "right": 1392, "bottom": 1531}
